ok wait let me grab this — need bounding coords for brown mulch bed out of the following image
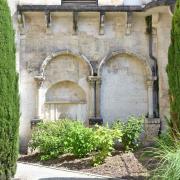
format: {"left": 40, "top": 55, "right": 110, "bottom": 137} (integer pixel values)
{"left": 18, "top": 149, "right": 158, "bottom": 180}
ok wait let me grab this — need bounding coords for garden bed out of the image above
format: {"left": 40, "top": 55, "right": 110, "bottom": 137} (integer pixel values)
{"left": 19, "top": 149, "right": 157, "bottom": 180}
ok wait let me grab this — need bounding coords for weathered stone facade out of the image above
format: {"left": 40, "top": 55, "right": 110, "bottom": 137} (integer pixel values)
{"left": 8, "top": 0, "right": 175, "bottom": 152}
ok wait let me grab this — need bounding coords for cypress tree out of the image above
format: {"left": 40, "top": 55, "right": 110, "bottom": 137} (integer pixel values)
{"left": 0, "top": 0, "right": 20, "bottom": 179}
{"left": 167, "top": 0, "right": 180, "bottom": 139}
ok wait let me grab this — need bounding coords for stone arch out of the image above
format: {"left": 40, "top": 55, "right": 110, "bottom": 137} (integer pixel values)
{"left": 99, "top": 49, "right": 155, "bottom": 123}
{"left": 44, "top": 80, "right": 88, "bottom": 121}
{"left": 40, "top": 50, "right": 94, "bottom": 78}
{"left": 45, "top": 80, "right": 87, "bottom": 103}
{"left": 98, "top": 49, "right": 153, "bottom": 80}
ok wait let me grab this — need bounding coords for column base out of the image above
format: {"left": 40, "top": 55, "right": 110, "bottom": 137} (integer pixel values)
{"left": 142, "top": 118, "right": 161, "bottom": 146}
{"left": 89, "top": 117, "right": 103, "bottom": 126}
{"left": 31, "top": 118, "right": 42, "bottom": 129}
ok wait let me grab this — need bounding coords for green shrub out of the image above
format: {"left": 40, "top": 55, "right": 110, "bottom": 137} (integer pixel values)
{"left": 112, "top": 116, "right": 143, "bottom": 151}
{"left": 64, "top": 121, "right": 95, "bottom": 158}
{"left": 30, "top": 119, "right": 97, "bottom": 160}
{"left": 151, "top": 133, "right": 180, "bottom": 180}
{"left": 29, "top": 119, "right": 123, "bottom": 165}
{"left": 92, "top": 125, "right": 122, "bottom": 166}
{"left": 29, "top": 120, "right": 72, "bottom": 160}
{"left": 0, "top": 0, "right": 20, "bottom": 179}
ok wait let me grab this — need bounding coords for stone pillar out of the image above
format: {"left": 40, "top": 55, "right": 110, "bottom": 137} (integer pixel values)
{"left": 96, "top": 77, "right": 102, "bottom": 117}
{"left": 38, "top": 87, "right": 46, "bottom": 119}
{"left": 88, "top": 76, "right": 103, "bottom": 125}
{"left": 31, "top": 76, "right": 45, "bottom": 128}
{"left": 87, "top": 76, "right": 95, "bottom": 118}
{"left": 147, "top": 80, "right": 154, "bottom": 118}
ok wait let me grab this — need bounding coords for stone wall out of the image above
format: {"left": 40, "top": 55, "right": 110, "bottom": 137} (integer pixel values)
{"left": 14, "top": 5, "right": 172, "bottom": 151}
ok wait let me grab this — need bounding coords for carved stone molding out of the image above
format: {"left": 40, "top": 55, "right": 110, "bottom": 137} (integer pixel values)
{"left": 146, "top": 79, "right": 154, "bottom": 87}
{"left": 39, "top": 50, "right": 94, "bottom": 79}
{"left": 45, "top": 11, "right": 51, "bottom": 28}
{"left": 152, "top": 13, "right": 159, "bottom": 27}
{"left": 98, "top": 49, "right": 153, "bottom": 80}
{"left": 34, "top": 75, "right": 45, "bottom": 86}
{"left": 87, "top": 76, "right": 102, "bottom": 86}
{"left": 17, "top": 11, "right": 25, "bottom": 27}
{"left": 126, "top": 12, "right": 133, "bottom": 35}
{"left": 99, "top": 11, "right": 105, "bottom": 35}
{"left": 73, "top": 11, "right": 78, "bottom": 34}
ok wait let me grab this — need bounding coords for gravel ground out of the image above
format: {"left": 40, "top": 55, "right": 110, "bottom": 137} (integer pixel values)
{"left": 19, "top": 150, "right": 157, "bottom": 180}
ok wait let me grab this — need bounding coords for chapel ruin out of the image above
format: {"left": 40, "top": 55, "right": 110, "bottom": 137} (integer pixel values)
{"left": 8, "top": 0, "right": 175, "bottom": 152}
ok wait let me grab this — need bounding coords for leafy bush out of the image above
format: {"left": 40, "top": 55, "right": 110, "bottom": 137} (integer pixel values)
{"left": 112, "top": 116, "right": 144, "bottom": 151}
{"left": 29, "top": 120, "right": 72, "bottom": 160}
{"left": 64, "top": 121, "right": 95, "bottom": 158}
{"left": 92, "top": 125, "right": 122, "bottom": 166}
{"left": 29, "top": 119, "right": 123, "bottom": 164}
{"left": 151, "top": 133, "right": 180, "bottom": 180}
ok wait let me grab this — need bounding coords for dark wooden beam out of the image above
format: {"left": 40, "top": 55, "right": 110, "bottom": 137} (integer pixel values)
{"left": 17, "top": 0, "right": 175, "bottom": 13}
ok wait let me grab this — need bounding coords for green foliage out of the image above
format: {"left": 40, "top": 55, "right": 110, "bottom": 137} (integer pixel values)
{"left": 64, "top": 121, "right": 95, "bottom": 158}
{"left": 112, "top": 116, "right": 143, "bottom": 151}
{"left": 167, "top": 0, "right": 180, "bottom": 139}
{"left": 29, "top": 119, "right": 123, "bottom": 165}
{"left": 151, "top": 133, "right": 180, "bottom": 180}
{"left": 92, "top": 125, "right": 122, "bottom": 166}
{"left": 29, "top": 120, "right": 70, "bottom": 160}
{"left": 0, "top": 0, "right": 20, "bottom": 179}
{"left": 30, "top": 119, "right": 94, "bottom": 160}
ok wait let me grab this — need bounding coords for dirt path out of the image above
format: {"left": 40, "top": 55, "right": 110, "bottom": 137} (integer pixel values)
{"left": 19, "top": 150, "right": 156, "bottom": 180}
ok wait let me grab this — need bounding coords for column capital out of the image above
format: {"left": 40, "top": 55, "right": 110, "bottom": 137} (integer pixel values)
{"left": 34, "top": 75, "right": 45, "bottom": 87}
{"left": 146, "top": 79, "right": 154, "bottom": 87}
{"left": 88, "top": 76, "right": 102, "bottom": 85}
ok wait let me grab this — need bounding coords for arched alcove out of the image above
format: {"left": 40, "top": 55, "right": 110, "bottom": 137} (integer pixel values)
{"left": 44, "top": 81, "right": 87, "bottom": 121}
{"left": 40, "top": 50, "right": 93, "bottom": 79}
{"left": 99, "top": 51, "right": 153, "bottom": 124}
{"left": 35, "top": 50, "right": 92, "bottom": 123}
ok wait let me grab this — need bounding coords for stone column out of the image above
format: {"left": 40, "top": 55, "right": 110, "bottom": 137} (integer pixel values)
{"left": 31, "top": 76, "right": 45, "bottom": 128}
{"left": 87, "top": 76, "right": 95, "bottom": 118}
{"left": 96, "top": 77, "right": 102, "bottom": 117}
{"left": 88, "top": 76, "right": 103, "bottom": 125}
{"left": 38, "top": 87, "right": 46, "bottom": 119}
{"left": 147, "top": 80, "right": 154, "bottom": 118}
